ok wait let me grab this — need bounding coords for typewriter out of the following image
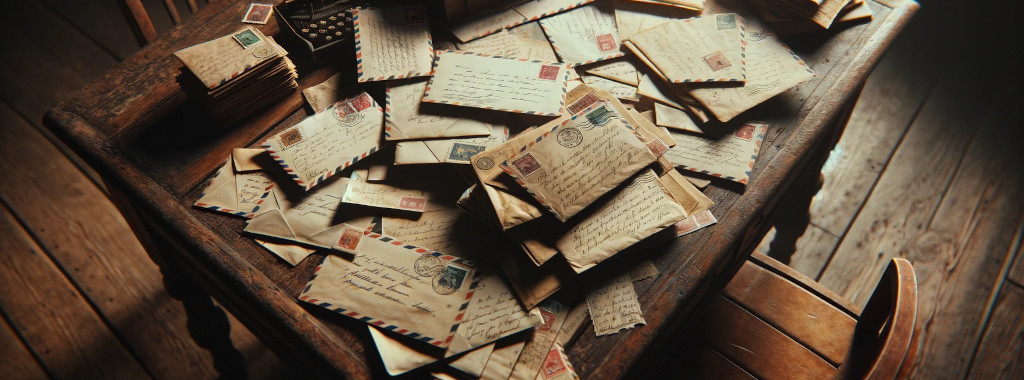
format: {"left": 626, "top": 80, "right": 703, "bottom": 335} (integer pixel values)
{"left": 273, "top": 0, "right": 371, "bottom": 66}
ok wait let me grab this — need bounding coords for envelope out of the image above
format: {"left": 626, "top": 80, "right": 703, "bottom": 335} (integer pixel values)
{"left": 298, "top": 233, "right": 478, "bottom": 349}
{"left": 394, "top": 124, "right": 509, "bottom": 165}
{"left": 627, "top": 14, "right": 747, "bottom": 83}
{"left": 499, "top": 102, "right": 657, "bottom": 221}
{"left": 253, "top": 239, "right": 316, "bottom": 266}
{"left": 613, "top": 0, "right": 699, "bottom": 39}
{"left": 422, "top": 50, "right": 572, "bottom": 116}
{"left": 663, "top": 122, "right": 770, "bottom": 185}
{"left": 301, "top": 73, "right": 352, "bottom": 113}
{"left": 584, "top": 58, "right": 639, "bottom": 86}
{"left": 655, "top": 101, "right": 704, "bottom": 134}
{"left": 173, "top": 26, "right": 282, "bottom": 90}
{"left": 385, "top": 78, "right": 496, "bottom": 141}
{"left": 352, "top": 6, "right": 434, "bottom": 82}
{"left": 243, "top": 177, "right": 377, "bottom": 252}
{"left": 481, "top": 340, "right": 528, "bottom": 380}
{"left": 682, "top": 20, "right": 814, "bottom": 122}
{"left": 538, "top": 3, "right": 623, "bottom": 65}
{"left": 263, "top": 92, "right": 384, "bottom": 191}
{"left": 580, "top": 75, "right": 638, "bottom": 102}
{"left": 341, "top": 169, "right": 459, "bottom": 213}
{"left": 455, "top": 29, "right": 525, "bottom": 57}
{"left": 367, "top": 326, "right": 497, "bottom": 376}
{"left": 193, "top": 150, "right": 278, "bottom": 218}
{"left": 449, "top": 0, "right": 596, "bottom": 43}
{"left": 510, "top": 22, "right": 560, "bottom": 62}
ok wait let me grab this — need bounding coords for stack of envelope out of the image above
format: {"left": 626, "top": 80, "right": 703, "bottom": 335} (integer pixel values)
{"left": 175, "top": 26, "right": 298, "bottom": 125}
{"left": 745, "top": 0, "right": 874, "bottom": 34}
{"left": 187, "top": 0, "right": 849, "bottom": 377}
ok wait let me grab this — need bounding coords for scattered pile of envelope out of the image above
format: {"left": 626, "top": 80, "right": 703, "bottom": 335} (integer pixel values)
{"left": 175, "top": 26, "right": 298, "bottom": 125}
{"left": 746, "top": 0, "right": 874, "bottom": 34}
{"left": 187, "top": 0, "right": 849, "bottom": 377}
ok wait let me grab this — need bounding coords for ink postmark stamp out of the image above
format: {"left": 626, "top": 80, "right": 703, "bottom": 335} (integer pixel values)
{"left": 432, "top": 264, "right": 468, "bottom": 295}
{"left": 511, "top": 153, "right": 543, "bottom": 177}
{"left": 336, "top": 227, "right": 362, "bottom": 252}
{"left": 474, "top": 156, "right": 495, "bottom": 170}
{"left": 415, "top": 254, "right": 444, "bottom": 276}
{"left": 556, "top": 127, "right": 583, "bottom": 148}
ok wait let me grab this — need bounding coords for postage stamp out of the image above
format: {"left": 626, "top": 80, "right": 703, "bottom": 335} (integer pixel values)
{"left": 405, "top": 8, "right": 426, "bottom": 24}
{"left": 432, "top": 264, "right": 468, "bottom": 295}
{"left": 694, "top": 210, "right": 717, "bottom": 225}
{"left": 242, "top": 3, "right": 274, "bottom": 25}
{"left": 717, "top": 13, "right": 737, "bottom": 30}
{"left": 646, "top": 139, "right": 669, "bottom": 157}
{"left": 584, "top": 105, "right": 611, "bottom": 126}
{"left": 449, "top": 143, "right": 486, "bottom": 162}
{"left": 734, "top": 124, "right": 755, "bottom": 141}
{"left": 350, "top": 93, "right": 372, "bottom": 111}
{"left": 333, "top": 102, "right": 362, "bottom": 125}
{"left": 556, "top": 127, "right": 583, "bottom": 148}
{"left": 414, "top": 254, "right": 444, "bottom": 277}
{"left": 398, "top": 196, "right": 427, "bottom": 212}
{"left": 474, "top": 156, "right": 495, "bottom": 170}
{"left": 675, "top": 217, "right": 700, "bottom": 236}
{"left": 280, "top": 129, "right": 303, "bottom": 147}
{"left": 233, "top": 29, "right": 262, "bottom": 49}
{"left": 511, "top": 153, "right": 543, "bottom": 177}
{"left": 596, "top": 33, "right": 616, "bottom": 52}
{"left": 567, "top": 93, "right": 600, "bottom": 115}
{"left": 703, "top": 51, "right": 732, "bottom": 72}
{"left": 538, "top": 65, "right": 560, "bottom": 81}
{"left": 541, "top": 348, "right": 569, "bottom": 379}
{"left": 537, "top": 308, "right": 556, "bottom": 332}
{"left": 336, "top": 227, "right": 362, "bottom": 252}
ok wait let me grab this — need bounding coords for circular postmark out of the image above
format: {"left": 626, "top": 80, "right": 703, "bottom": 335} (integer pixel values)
{"left": 414, "top": 254, "right": 444, "bottom": 277}
{"left": 431, "top": 272, "right": 459, "bottom": 295}
{"left": 333, "top": 103, "right": 364, "bottom": 126}
{"left": 252, "top": 45, "right": 274, "bottom": 59}
{"left": 555, "top": 127, "right": 583, "bottom": 148}
{"left": 474, "top": 156, "right": 495, "bottom": 171}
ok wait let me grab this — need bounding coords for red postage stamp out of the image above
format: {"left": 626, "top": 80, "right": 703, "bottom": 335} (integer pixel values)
{"left": 541, "top": 348, "right": 569, "bottom": 379}
{"left": 350, "top": 93, "right": 372, "bottom": 111}
{"left": 734, "top": 124, "right": 755, "bottom": 141}
{"left": 399, "top": 196, "right": 427, "bottom": 212}
{"left": 646, "top": 139, "right": 669, "bottom": 157}
{"left": 538, "top": 65, "right": 560, "bottom": 81}
{"left": 336, "top": 227, "right": 363, "bottom": 252}
{"left": 512, "top": 153, "right": 543, "bottom": 177}
{"left": 242, "top": 3, "right": 274, "bottom": 25}
{"left": 596, "top": 33, "right": 616, "bottom": 52}
{"left": 567, "top": 92, "right": 600, "bottom": 114}
{"left": 703, "top": 50, "right": 732, "bottom": 72}
{"left": 537, "top": 308, "right": 556, "bottom": 332}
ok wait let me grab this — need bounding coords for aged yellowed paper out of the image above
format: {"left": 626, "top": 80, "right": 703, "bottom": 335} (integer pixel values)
{"left": 353, "top": 6, "right": 434, "bottom": 82}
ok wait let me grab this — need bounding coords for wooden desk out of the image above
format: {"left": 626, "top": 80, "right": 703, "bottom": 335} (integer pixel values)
{"left": 43, "top": 0, "right": 917, "bottom": 378}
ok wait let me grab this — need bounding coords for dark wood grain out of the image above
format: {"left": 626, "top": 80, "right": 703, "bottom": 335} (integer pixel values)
{"left": 42, "top": 0, "right": 919, "bottom": 377}
{"left": 968, "top": 283, "right": 1024, "bottom": 380}
{"left": 0, "top": 205, "right": 152, "bottom": 379}
{"left": 0, "top": 315, "right": 48, "bottom": 380}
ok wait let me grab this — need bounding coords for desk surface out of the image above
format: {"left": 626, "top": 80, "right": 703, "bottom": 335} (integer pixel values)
{"left": 44, "top": 0, "right": 917, "bottom": 377}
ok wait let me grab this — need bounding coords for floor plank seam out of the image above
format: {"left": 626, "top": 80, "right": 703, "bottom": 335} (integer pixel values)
{"left": 0, "top": 293, "right": 54, "bottom": 379}
{"left": 961, "top": 214, "right": 1024, "bottom": 378}
{"left": 36, "top": 0, "right": 128, "bottom": 61}
{"left": 811, "top": 67, "right": 946, "bottom": 282}
{"left": 0, "top": 195, "right": 159, "bottom": 380}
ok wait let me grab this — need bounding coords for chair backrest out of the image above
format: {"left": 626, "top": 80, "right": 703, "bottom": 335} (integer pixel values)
{"left": 647, "top": 252, "right": 918, "bottom": 380}
{"left": 117, "top": 0, "right": 205, "bottom": 46}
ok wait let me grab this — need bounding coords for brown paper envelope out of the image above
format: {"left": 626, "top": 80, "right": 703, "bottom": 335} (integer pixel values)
{"left": 499, "top": 102, "right": 657, "bottom": 222}
{"left": 393, "top": 124, "right": 509, "bottom": 165}
{"left": 385, "top": 78, "right": 495, "bottom": 141}
{"left": 352, "top": 6, "right": 434, "bottom": 82}
{"left": 174, "top": 26, "right": 280, "bottom": 90}
{"left": 628, "top": 14, "right": 747, "bottom": 84}
{"left": 538, "top": 3, "right": 624, "bottom": 65}
{"left": 193, "top": 155, "right": 277, "bottom": 218}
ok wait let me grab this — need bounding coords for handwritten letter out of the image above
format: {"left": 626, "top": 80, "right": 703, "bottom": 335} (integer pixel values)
{"left": 586, "top": 273, "right": 645, "bottom": 336}
{"left": 421, "top": 51, "right": 571, "bottom": 116}
{"left": 353, "top": 7, "right": 434, "bottom": 82}
{"left": 263, "top": 92, "right": 383, "bottom": 190}
{"left": 627, "top": 14, "right": 747, "bottom": 84}
{"left": 538, "top": 4, "right": 623, "bottom": 65}
{"left": 664, "top": 123, "right": 769, "bottom": 185}
{"left": 385, "top": 78, "right": 494, "bottom": 140}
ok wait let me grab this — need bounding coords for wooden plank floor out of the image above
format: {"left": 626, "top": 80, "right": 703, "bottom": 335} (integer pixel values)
{"left": 0, "top": 0, "right": 1019, "bottom": 379}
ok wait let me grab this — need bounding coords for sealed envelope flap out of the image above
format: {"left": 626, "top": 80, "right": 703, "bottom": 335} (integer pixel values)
{"left": 499, "top": 102, "right": 657, "bottom": 222}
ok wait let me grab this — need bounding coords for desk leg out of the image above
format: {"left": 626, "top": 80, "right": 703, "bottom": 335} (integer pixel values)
{"left": 760, "top": 83, "right": 866, "bottom": 264}
{"left": 104, "top": 183, "right": 248, "bottom": 380}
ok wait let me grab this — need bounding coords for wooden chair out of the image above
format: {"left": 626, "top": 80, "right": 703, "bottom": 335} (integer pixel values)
{"left": 117, "top": 0, "right": 208, "bottom": 46}
{"left": 650, "top": 252, "right": 918, "bottom": 379}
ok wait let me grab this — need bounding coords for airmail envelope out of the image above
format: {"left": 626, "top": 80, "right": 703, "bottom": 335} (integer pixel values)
{"left": 385, "top": 78, "right": 495, "bottom": 141}
{"left": 193, "top": 149, "right": 278, "bottom": 218}
{"left": 394, "top": 124, "right": 509, "bottom": 165}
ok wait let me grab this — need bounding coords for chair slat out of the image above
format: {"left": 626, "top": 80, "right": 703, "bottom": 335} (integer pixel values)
{"left": 725, "top": 260, "right": 858, "bottom": 365}
{"left": 697, "top": 296, "right": 838, "bottom": 380}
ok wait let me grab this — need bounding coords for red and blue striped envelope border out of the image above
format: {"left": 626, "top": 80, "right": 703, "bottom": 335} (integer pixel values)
{"left": 353, "top": 7, "right": 435, "bottom": 83}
